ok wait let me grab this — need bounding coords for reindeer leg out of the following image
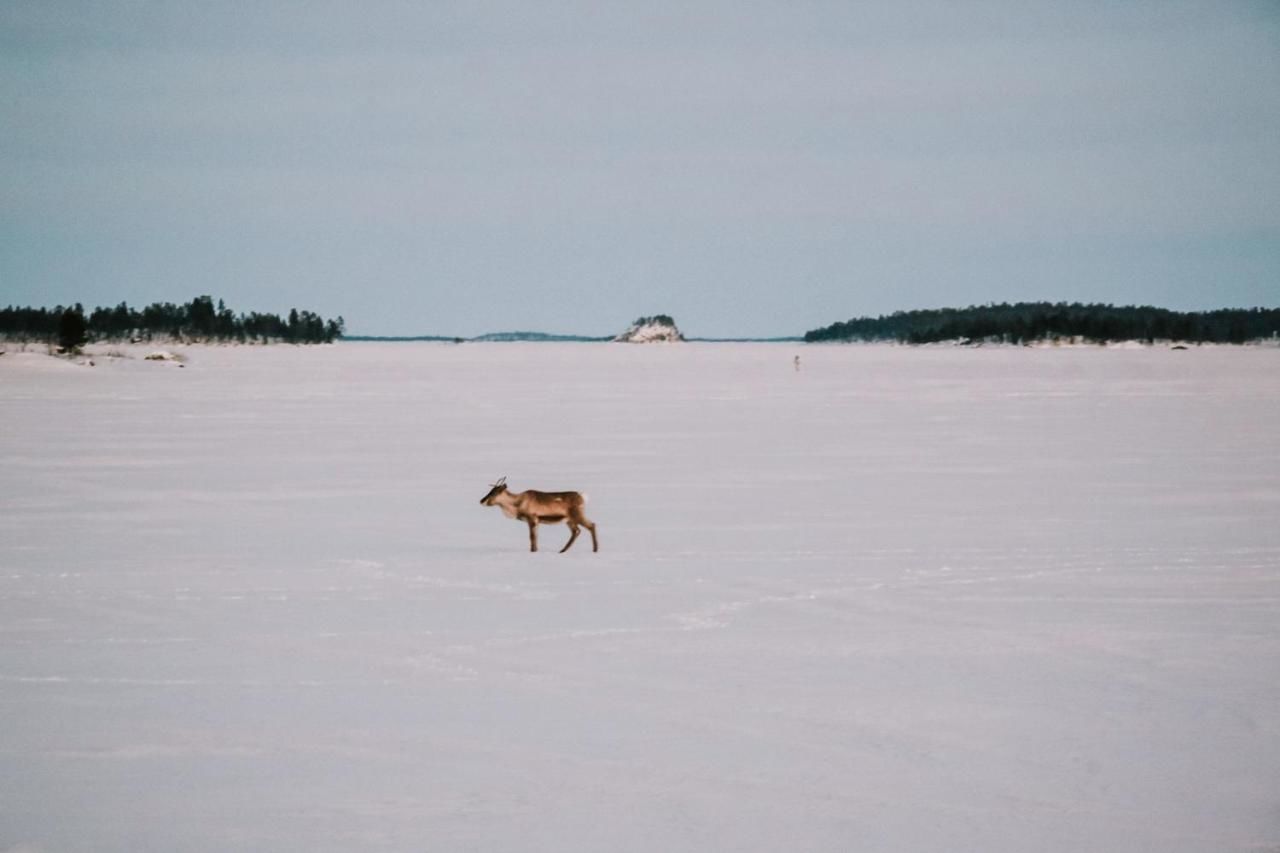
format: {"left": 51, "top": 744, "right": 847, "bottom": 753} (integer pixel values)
{"left": 526, "top": 519, "right": 538, "bottom": 552}
{"left": 569, "top": 508, "right": 598, "bottom": 553}
{"left": 561, "top": 523, "right": 581, "bottom": 553}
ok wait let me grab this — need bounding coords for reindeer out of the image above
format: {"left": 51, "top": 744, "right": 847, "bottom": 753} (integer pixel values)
{"left": 479, "top": 476, "right": 599, "bottom": 553}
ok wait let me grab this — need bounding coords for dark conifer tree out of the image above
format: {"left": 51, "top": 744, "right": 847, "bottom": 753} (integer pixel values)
{"left": 57, "top": 305, "right": 89, "bottom": 351}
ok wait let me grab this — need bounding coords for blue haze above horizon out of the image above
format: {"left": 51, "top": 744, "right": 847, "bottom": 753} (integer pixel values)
{"left": 2, "top": 1, "right": 1278, "bottom": 338}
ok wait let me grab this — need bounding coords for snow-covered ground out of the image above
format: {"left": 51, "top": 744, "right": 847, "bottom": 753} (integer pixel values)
{"left": 2, "top": 342, "right": 1278, "bottom": 852}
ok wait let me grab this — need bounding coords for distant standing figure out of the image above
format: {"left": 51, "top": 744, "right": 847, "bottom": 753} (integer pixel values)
{"left": 794, "top": 354, "right": 801, "bottom": 372}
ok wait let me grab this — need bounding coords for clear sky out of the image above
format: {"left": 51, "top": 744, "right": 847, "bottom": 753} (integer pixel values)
{"left": 3, "top": 1, "right": 1278, "bottom": 337}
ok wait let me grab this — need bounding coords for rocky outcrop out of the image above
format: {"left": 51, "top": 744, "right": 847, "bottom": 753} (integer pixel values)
{"left": 613, "top": 315, "right": 685, "bottom": 343}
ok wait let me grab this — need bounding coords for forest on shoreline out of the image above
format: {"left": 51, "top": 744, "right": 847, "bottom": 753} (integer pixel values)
{"left": 8, "top": 298, "right": 1280, "bottom": 349}
{"left": 0, "top": 296, "right": 344, "bottom": 347}
{"left": 804, "top": 303, "right": 1280, "bottom": 345}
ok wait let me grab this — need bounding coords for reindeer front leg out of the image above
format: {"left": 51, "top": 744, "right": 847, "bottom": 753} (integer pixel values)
{"left": 524, "top": 517, "right": 539, "bottom": 552}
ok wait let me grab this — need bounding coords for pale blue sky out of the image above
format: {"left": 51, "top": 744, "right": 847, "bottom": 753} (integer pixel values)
{"left": 3, "top": 1, "right": 1278, "bottom": 337}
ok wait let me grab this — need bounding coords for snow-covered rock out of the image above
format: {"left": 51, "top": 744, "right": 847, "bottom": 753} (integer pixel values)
{"left": 613, "top": 314, "right": 685, "bottom": 343}
{"left": 144, "top": 350, "right": 186, "bottom": 366}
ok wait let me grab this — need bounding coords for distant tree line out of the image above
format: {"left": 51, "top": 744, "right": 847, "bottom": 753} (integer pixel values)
{"left": 0, "top": 296, "right": 344, "bottom": 348}
{"left": 804, "top": 303, "right": 1280, "bottom": 345}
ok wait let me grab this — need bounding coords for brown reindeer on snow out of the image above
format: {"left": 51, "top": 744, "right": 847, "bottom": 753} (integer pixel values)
{"left": 479, "top": 476, "right": 599, "bottom": 553}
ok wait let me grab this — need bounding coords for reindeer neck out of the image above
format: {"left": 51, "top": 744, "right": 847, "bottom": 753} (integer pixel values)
{"left": 493, "top": 489, "right": 523, "bottom": 517}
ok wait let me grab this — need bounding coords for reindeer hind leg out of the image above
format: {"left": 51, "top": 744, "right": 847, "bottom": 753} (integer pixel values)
{"left": 561, "top": 522, "right": 581, "bottom": 553}
{"left": 571, "top": 507, "right": 599, "bottom": 552}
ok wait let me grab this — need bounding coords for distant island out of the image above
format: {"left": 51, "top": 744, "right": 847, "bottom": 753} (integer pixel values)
{"left": 348, "top": 329, "right": 802, "bottom": 343}
{"left": 1, "top": 295, "right": 344, "bottom": 349}
{"left": 342, "top": 334, "right": 462, "bottom": 343}
{"left": 344, "top": 332, "right": 610, "bottom": 343}
{"left": 472, "top": 331, "right": 611, "bottom": 343}
{"left": 613, "top": 315, "right": 685, "bottom": 343}
{"left": 349, "top": 314, "right": 691, "bottom": 343}
{"left": 805, "top": 302, "right": 1280, "bottom": 345}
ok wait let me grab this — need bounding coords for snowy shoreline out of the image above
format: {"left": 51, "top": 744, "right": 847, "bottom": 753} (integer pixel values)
{"left": 2, "top": 336, "right": 1276, "bottom": 371}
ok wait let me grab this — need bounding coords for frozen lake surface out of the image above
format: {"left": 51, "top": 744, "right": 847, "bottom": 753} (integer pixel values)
{"left": 2, "top": 342, "right": 1278, "bottom": 852}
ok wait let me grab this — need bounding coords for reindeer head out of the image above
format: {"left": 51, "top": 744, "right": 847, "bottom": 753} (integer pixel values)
{"left": 479, "top": 476, "right": 508, "bottom": 505}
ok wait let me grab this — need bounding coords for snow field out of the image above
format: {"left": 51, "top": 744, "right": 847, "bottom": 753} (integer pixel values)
{"left": 1, "top": 342, "right": 1278, "bottom": 852}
